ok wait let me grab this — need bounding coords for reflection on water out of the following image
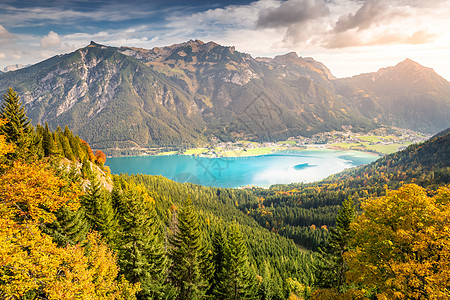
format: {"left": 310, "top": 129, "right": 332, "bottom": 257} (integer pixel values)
{"left": 106, "top": 150, "right": 379, "bottom": 188}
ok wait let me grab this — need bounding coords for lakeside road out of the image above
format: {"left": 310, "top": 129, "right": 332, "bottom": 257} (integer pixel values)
{"left": 105, "top": 149, "right": 380, "bottom": 188}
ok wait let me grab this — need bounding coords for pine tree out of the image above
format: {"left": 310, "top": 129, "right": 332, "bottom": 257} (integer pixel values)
{"left": 42, "top": 206, "right": 90, "bottom": 247}
{"left": 117, "top": 185, "right": 167, "bottom": 299}
{"left": 82, "top": 177, "right": 104, "bottom": 226}
{"left": 95, "top": 193, "right": 118, "bottom": 244}
{"left": 200, "top": 238, "right": 215, "bottom": 293}
{"left": 315, "top": 198, "right": 355, "bottom": 291}
{"left": 217, "top": 223, "right": 256, "bottom": 300}
{"left": 52, "top": 131, "right": 64, "bottom": 157}
{"left": 81, "top": 158, "right": 92, "bottom": 178}
{"left": 69, "top": 134, "right": 83, "bottom": 161}
{"left": 60, "top": 135, "right": 75, "bottom": 161}
{"left": 81, "top": 177, "right": 118, "bottom": 244}
{"left": 169, "top": 198, "right": 209, "bottom": 300}
{"left": 211, "top": 224, "right": 230, "bottom": 298}
{"left": 257, "top": 261, "right": 275, "bottom": 300}
{"left": 42, "top": 122, "right": 55, "bottom": 157}
{"left": 0, "top": 87, "right": 34, "bottom": 159}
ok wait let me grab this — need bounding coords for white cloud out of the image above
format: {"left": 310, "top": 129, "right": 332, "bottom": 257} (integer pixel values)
{"left": 40, "top": 31, "right": 61, "bottom": 48}
{"left": 257, "top": 0, "right": 330, "bottom": 28}
{"left": 0, "top": 25, "right": 12, "bottom": 38}
{"left": 333, "top": 0, "right": 391, "bottom": 32}
{"left": 0, "top": 53, "right": 5, "bottom": 59}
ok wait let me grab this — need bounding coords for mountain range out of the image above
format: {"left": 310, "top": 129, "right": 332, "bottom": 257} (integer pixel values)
{"left": 0, "top": 40, "right": 449, "bottom": 151}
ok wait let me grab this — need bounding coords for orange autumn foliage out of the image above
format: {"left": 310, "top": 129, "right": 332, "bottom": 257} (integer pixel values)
{"left": 80, "top": 138, "right": 96, "bottom": 162}
{"left": 95, "top": 149, "right": 106, "bottom": 165}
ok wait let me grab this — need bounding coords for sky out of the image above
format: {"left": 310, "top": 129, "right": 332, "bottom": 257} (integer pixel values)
{"left": 1, "top": 0, "right": 450, "bottom": 79}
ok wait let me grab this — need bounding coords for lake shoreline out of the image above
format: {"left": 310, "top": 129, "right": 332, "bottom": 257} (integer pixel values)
{"left": 104, "top": 128, "right": 428, "bottom": 159}
{"left": 105, "top": 149, "right": 380, "bottom": 188}
{"left": 107, "top": 145, "right": 381, "bottom": 159}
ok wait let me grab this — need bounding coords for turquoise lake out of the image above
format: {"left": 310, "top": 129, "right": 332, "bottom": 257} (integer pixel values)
{"left": 106, "top": 150, "right": 379, "bottom": 188}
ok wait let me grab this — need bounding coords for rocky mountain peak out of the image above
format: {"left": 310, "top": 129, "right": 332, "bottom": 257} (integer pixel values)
{"left": 371, "top": 58, "right": 446, "bottom": 84}
{"left": 394, "top": 58, "right": 432, "bottom": 72}
{"left": 273, "top": 52, "right": 299, "bottom": 61}
{"left": 166, "top": 39, "right": 222, "bottom": 53}
{"left": 269, "top": 52, "right": 334, "bottom": 80}
{"left": 87, "top": 41, "right": 105, "bottom": 47}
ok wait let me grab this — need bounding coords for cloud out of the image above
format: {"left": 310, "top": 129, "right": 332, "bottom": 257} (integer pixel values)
{"left": 40, "top": 31, "right": 61, "bottom": 48}
{"left": 166, "top": 0, "right": 273, "bottom": 33}
{"left": 0, "top": 2, "right": 179, "bottom": 29}
{"left": 255, "top": 0, "right": 330, "bottom": 45}
{"left": 0, "top": 25, "right": 14, "bottom": 39}
{"left": 319, "top": 0, "right": 447, "bottom": 48}
{"left": 0, "top": 53, "right": 5, "bottom": 59}
{"left": 257, "top": 0, "right": 330, "bottom": 28}
{"left": 324, "top": 29, "right": 437, "bottom": 49}
{"left": 334, "top": 0, "right": 390, "bottom": 32}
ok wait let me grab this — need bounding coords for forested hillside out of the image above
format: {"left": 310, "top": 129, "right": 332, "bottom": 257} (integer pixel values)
{"left": 242, "top": 128, "right": 450, "bottom": 250}
{"left": 0, "top": 88, "right": 315, "bottom": 299}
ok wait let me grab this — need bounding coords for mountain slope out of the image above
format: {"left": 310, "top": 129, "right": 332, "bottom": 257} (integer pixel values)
{"left": 336, "top": 59, "right": 450, "bottom": 133}
{"left": 120, "top": 40, "right": 374, "bottom": 141}
{"left": 0, "top": 41, "right": 449, "bottom": 151}
{"left": 0, "top": 42, "right": 207, "bottom": 149}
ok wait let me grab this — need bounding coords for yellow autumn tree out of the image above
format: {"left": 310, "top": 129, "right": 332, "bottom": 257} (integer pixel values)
{"left": 345, "top": 184, "right": 450, "bottom": 299}
{"left": 0, "top": 123, "right": 139, "bottom": 299}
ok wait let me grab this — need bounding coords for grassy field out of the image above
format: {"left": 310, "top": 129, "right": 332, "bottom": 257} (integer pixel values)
{"left": 364, "top": 143, "right": 411, "bottom": 154}
{"left": 183, "top": 148, "right": 208, "bottom": 155}
{"left": 157, "top": 151, "right": 177, "bottom": 156}
{"left": 330, "top": 142, "right": 361, "bottom": 150}
{"left": 277, "top": 140, "right": 297, "bottom": 145}
{"left": 357, "top": 135, "right": 383, "bottom": 143}
{"left": 329, "top": 141, "right": 412, "bottom": 154}
{"left": 220, "top": 147, "right": 278, "bottom": 157}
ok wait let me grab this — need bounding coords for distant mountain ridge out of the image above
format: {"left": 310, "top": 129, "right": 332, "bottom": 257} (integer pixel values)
{"left": 336, "top": 59, "right": 450, "bottom": 133}
{"left": 1, "top": 64, "right": 31, "bottom": 73}
{"left": 0, "top": 40, "right": 449, "bottom": 151}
